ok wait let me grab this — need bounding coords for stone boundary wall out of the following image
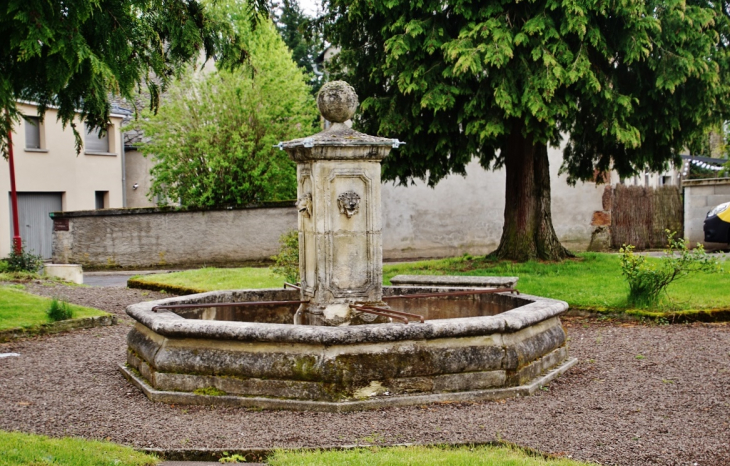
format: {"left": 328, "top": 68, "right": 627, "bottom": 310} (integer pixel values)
{"left": 51, "top": 203, "right": 298, "bottom": 269}
{"left": 683, "top": 178, "right": 730, "bottom": 246}
{"left": 52, "top": 157, "right": 603, "bottom": 269}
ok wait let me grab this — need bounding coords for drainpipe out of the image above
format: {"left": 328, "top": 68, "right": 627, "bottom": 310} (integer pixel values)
{"left": 121, "top": 132, "right": 127, "bottom": 208}
{"left": 6, "top": 112, "right": 22, "bottom": 253}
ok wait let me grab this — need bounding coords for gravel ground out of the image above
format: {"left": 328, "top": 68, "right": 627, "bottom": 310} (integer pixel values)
{"left": 1, "top": 282, "right": 729, "bottom": 466}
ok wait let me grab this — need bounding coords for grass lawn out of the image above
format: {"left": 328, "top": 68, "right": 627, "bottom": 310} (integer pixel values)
{"left": 268, "top": 445, "right": 596, "bottom": 465}
{"left": 383, "top": 253, "right": 730, "bottom": 313}
{"left": 0, "top": 432, "right": 595, "bottom": 466}
{"left": 130, "top": 267, "right": 284, "bottom": 294}
{"left": 0, "top": 286, "right": 108, "bottom": 331}
{"left": 0, "top": 431, "right": 157, "bottom": 466}
{"left": 130, "top": 253, "right": 730, "bottom": 314}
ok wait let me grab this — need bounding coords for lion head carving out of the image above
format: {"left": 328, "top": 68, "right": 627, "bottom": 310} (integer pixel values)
{"left": 337, "top": 191, "right": 361, "bottom": 218}
{"left": 297, "top": 193, "right": 312, "bottom": 218}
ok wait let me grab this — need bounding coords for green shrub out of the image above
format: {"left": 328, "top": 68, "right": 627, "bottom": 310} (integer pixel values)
{"left": 0, "top": 260, "right": 8, "bottom": 273}
{"left": 47, "top": 298, "right": 74, "bottom": 322}
{"left": 4, "top": 245, "right": 43, "bottom": 273}
{"left": 619, "top": 231, "right": 721, "bottom": 306}
{"left": 271, "top": 230, "right": 299, "bottom": 284}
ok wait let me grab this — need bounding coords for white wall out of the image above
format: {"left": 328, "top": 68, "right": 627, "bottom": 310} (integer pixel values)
{"left": 381, "top": 146, "right": 604, "bottom": 258}
{"left": 683, "top": 178, "right": 730, "bottom": 246}
{"left": 123, "top": 141, "right": 604, "bottom": 260}
{"left": 124, "top": 149, "right": 156, "bottom": 208}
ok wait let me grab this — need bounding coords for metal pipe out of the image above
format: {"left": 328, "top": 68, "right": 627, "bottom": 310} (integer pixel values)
{"left": 283, "top": 282, "right": 301, "bottom": 290}
{"left": 351, "top": 304, "right": 425, "bottom": 323}
{"left": 121, "top": 139, "right": 127, "bottom": 208}
{"left": 382, "top": 288, "right": 518, "bottom": 301}
{"left": 6, "top": 111, "right": 21, "bottom": 253}
{"left": 152, "top": 300, "right": 309, "bottom": 312}
{"left": 348, "top": 305, "right": 408, "bottom": 324}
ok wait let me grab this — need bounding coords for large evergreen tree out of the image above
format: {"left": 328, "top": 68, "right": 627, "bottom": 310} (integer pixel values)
{"left": 272, "top": 0, "right": 324, "bottom": 92}
{"left": 0, "top": 0, "right": 266, "bottom": 155}
{"left": 326, "top": 0, "right": 730, "bottom": 261}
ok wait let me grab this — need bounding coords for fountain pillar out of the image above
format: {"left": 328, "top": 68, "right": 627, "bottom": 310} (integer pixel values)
{"left": 281, "top": 81, "right": 400, "bottom": 326}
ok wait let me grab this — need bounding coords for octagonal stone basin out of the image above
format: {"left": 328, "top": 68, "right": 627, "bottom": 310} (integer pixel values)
{"left": 121, "top": 284, "right": 575, "bottom": 412}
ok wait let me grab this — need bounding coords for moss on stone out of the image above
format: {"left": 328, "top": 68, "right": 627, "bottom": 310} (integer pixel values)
{"left": 193, "top": 386, "right": 227, "bottom": 396}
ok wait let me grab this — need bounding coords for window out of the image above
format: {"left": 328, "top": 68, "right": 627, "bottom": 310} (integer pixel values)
{"left": 85, "top": 124, "right": 110, "bottom": 153}
{"left": 25, "top": 116, "right": 41, "bottom": 149}
{"left": 661, "top": 175, "right": 672, "bottom": 186}
{"left": 95, "top": 191, "right": 108, "bottom": 209}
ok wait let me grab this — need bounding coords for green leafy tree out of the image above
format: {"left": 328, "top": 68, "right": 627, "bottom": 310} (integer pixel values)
{"left": 272, "top": 0, "right": 325, "bottom": 92}
{"left": 0, "top": 0, "right": 267, "bottom": 155}
{"left": 325, "top": 0, "right": 730, "bottom": 261}
{"left": 139, "top": 19, "right": 318, "bottom": 207}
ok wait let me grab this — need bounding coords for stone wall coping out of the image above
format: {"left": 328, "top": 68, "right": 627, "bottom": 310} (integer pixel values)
{"left": 389, "top": 275, "right": 518, "bottom": 288}
{"left": 682, "top": 178, "right": 730, "bottom": 187}
{"left": 49, "top": 201, "right": 296, "bottom": 219}
{"left": 126, "top": 287, "right": 568, "bottom": 345}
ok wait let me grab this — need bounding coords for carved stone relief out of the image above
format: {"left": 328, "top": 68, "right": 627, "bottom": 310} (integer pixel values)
{"left": 337, "top": 191, "right": 361, "bottom": 218}
{"left": 297, "top": 193, "right": 312, "bottom": 218}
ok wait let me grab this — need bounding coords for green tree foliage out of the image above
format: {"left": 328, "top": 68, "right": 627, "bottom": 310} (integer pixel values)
{"left": 325, "top": 0, "right": 730, "bottom": 261}
{"left": 0, "top": 0, "right": 267, "bottom": 156}
{"left": 139, "top": 19, "right": 318, "bottom": 207}
{"left": 272, "top": 0, "right": 325, "bottom": 92}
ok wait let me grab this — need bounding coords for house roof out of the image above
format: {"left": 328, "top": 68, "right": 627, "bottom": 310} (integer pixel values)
{"left": 108, "top": 94, "right": 148, "bottom": 147}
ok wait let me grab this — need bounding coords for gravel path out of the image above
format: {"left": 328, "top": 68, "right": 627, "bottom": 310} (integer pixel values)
{"left": 1, "top": 282, "right": 729, "bottom": 466}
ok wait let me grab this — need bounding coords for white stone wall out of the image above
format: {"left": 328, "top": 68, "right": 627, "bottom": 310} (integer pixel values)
{"left": 52, "top": 204, "right": 298, "bottom": 269}
{"left": 683, "top": 178, "right": 730, "bottom": 245}
{"left": 381, "top": 147, "right": 604, "bottom": 259}
{"left": 63, "top": 145, "right": 604, "bottom": 269}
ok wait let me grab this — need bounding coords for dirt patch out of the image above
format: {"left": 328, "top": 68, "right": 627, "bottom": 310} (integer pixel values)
{"left": 1, "top": 283, "right": 728, "bottom": 466}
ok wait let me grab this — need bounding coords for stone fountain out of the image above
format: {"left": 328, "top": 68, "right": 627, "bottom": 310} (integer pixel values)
{"left": 287, "top": 81, "right": 394, "bottom": 327}
{"left": 120, "top": 82, "right": 576, "bottom": 412}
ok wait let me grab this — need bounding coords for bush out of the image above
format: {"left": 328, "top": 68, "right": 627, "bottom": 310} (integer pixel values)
{"left": 271, "top": 230, "right": 299, "bottom": 284}
{"left": 47, "top": 298, "right": 74, "bottom": 322}
{"left": 4, "top": 245, "right": 43, "bottom": 273}
{"left": 619, "top": 231, "right": 721, "bottom": 307}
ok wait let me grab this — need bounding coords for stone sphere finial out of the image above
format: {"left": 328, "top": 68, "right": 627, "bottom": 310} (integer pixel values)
{"left": 317, "top": 81, "right": 358, "bottom": 123}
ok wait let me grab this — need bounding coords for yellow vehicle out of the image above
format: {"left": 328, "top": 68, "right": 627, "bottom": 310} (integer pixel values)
{"left": 704, "top": 202, "right": 730, "bottom": 243}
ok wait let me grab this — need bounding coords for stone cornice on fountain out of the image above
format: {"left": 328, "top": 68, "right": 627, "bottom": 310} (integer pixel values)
{"left": 126, "top": 290, "right": 568, "bottom": 345}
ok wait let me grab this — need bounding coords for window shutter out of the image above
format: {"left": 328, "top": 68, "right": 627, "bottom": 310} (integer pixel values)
{"left": 85, "top": 124, "right": 109, "bottom": 152}
{"left": 25, "top": 117, "right": 40, "bottom": 149}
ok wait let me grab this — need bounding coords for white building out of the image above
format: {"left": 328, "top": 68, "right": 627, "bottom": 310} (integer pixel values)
{"left": 1, "top": 102, "right": 126, "bottom": 258}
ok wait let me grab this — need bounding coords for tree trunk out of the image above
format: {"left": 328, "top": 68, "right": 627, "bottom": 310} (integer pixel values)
{"left": 491, "top": 125, "right": 574, "bottom": 262}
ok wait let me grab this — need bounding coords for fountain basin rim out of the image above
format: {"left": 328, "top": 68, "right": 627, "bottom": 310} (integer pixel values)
{"left": 126, "top": 290, "right": 568, "bottom": 345}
